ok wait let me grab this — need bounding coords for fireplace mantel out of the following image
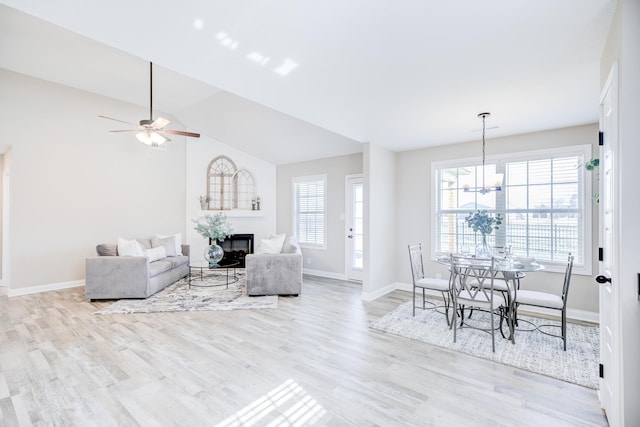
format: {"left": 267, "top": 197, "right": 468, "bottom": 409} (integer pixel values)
{"left": 197, "top": 210, "right": 264, "bottom": 218}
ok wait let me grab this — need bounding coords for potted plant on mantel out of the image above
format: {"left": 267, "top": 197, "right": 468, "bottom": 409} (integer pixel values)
{"left": 199, "top": 195, "right": 210, "bottom": 210}
{"left": 465, "top": 210, "right": 502, "bottom": 258}
{"left": 192, "top": 212, "right": 234, "bottom": 267}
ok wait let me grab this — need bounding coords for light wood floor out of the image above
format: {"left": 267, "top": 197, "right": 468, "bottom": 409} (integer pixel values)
{"left": 0, "top": 275, "right": 607, "bottom": 426}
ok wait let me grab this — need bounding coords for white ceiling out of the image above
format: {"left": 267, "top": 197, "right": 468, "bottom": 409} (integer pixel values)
{"left": 0, "top": 1, "right": 616, "bottom": 164}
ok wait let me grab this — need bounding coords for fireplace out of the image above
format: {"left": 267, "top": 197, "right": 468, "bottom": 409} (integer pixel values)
{"left": 211, "top": 234, "right": 254, "bottom": 268}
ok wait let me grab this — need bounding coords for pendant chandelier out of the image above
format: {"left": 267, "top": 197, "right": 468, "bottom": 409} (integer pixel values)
{"left": 463, "top": 112, "right": 503, "bottom": 194}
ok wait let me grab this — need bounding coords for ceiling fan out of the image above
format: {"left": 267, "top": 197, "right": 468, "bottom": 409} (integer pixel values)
{"left": 99, "top": 61, "right": 200, "bottom": 148}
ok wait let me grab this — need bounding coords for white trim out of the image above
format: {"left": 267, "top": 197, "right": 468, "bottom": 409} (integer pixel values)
{"left": 361, "top": 282, "right": 400, "bottom": 301}
{"left": 303, "top": 268, "right": 347, "bottom": 281}
{"left": 8, "top": 280, "right": 85, "bottom": 297}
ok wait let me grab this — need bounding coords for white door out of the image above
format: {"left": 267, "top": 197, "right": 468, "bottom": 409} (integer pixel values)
{"left": 598, "top": 63, "right": 620, "bottom": 425}
{"left": 345, "top": 175, "right": 364, "bottom": 281}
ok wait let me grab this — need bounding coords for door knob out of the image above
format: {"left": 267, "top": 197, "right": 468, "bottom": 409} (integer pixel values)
{"left": 347, "top": 235, "right": 353, "bottom": 239}
{"left": 596, "top": 275, "right": 612, "bottom": 284}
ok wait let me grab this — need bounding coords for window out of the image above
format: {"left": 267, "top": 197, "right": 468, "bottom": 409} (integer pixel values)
{"left": 293, "top": 175, "right": 327, "bottom": 248}
{"left": 433, "top": 145, "right": 592, "bottom": 274}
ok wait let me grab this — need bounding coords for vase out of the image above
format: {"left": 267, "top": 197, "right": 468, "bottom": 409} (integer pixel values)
{"left": 475, "top": 234, "right": 493, "bottom": 258}
{"left": 204, "top": 243, "right": 224, "bottom": 267}
{"left": 200, "top": 202, "right": 208, "bottom": 210}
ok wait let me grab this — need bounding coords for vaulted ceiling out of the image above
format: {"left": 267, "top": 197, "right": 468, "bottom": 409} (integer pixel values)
{"left": 0, "top": 1, "right": 616, "bottom": 164}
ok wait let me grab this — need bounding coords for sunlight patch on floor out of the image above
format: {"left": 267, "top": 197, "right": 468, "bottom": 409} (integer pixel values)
{"left": 216, "top": 378, "right": 326, "bottom": 426}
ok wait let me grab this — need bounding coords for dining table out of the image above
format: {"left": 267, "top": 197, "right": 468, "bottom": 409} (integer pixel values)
{"left": 435, "top": 252, "right": 546, "bottom": 343}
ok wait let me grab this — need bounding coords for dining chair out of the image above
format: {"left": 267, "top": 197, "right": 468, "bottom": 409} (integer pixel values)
{"left": 465, "top": 268, "right": 521, "bottom": 341}
{"left": 514, "top": 253, "right": 574, "bottom": 350}
{"left": 408, "top": 244, "right": 452, "bottom": 324}
{"left": 450, "top": 255, "right": 510, "bottom": 352}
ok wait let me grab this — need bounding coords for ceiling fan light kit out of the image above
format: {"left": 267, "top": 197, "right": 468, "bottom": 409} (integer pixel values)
{"left": 100, "top": 62, "right": 200, "bottom": 149}
{"left": 136, "top": 130, "right": 168, "bottom": 146}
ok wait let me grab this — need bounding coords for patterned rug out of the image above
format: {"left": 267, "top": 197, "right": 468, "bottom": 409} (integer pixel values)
{"left": 370, "top": 299, "right": 600, "bottom": 389}
{"left": 94, "top": 273, "right": 277, "bottom": 314}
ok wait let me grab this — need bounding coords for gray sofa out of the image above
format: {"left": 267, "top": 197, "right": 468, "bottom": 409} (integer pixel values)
{"left": 245, "top": 236, "right": 302, "bottom": 296}
{"left": 85, "top": 237, "right": 190, "bottom": 300}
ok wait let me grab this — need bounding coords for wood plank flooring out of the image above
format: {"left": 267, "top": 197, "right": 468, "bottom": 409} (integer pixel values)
{"left": 0, "top": 276, "right": 607, "bottom": 426}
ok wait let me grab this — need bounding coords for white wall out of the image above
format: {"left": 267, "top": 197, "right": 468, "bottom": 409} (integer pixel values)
{"left": 601, "top": 0, "right": 640, "bottom": 424}
{"left": 185, "top": 137, "right": 276, "bottom": 262}
{"left": 276, "top": 153, "right": 363, "bottom": 278}
{"left": 362, "top": 143, "right": 397, "bottom": 300}
{"left": 0, "top": 69, "right": 189, "bottom": 294}
{"left": 394, "top": 124, "right": 600, "bottom": 316}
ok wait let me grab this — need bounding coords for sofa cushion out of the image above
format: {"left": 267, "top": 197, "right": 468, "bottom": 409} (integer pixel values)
{"left": 117, "top": 237, "right": 145, "bottom": 257}
{"left": 148, "top": 259, "right": 173, "bottom": 278}
{"left": 145, "top": 246, "right": 167, "bottom": 262}
{"left": 96, "top": 244, "right": 118, "bottom": 256}
{"left": 156, "top": 233, "right": 183, "bottom": 256}
{"left": 165, "top": 255, "right": 189, "bottom": 269}
{"left": 135, "top": 237, "right": 153, "bottom": 250}
{"left": 152, "top": 235, "right": 177, "bottom": 257}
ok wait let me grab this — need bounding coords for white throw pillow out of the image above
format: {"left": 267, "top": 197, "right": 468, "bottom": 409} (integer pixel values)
{"left": 117, "top": 237, "right": 145, "bottom": 257}
{"left": 145, "top": 246, "right": 167, "bottom": 262}
{"left": 259, "top": 233, "right": 286, "bottom": 254}
{"left": 152, "top": 235, "right": 177, "bottom": 257}
{"left": 157, "top": 233, "right": 182, "bottom": 255}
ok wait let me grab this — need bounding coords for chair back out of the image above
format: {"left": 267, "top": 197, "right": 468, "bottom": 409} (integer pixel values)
{"left": 450, "top": 255, "right": 498, "bottom": 306}
{"left": 561, "top": 253, "right": 575, "bottom": 306}
{"left": 408, "top": 244, "right": 425, "bottom": 285}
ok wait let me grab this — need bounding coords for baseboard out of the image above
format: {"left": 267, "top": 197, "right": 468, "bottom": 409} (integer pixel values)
{"left": 303, "top": 268, "right": 347, "bottom": 281}
{"left": 8, "top": 280, "right": 85, "bottom": 297}
{"left": 361, "top": 282, "right": 404, "bottom": 301}
{"left": 392, "top": 281, "right": 599, "bottom": 325}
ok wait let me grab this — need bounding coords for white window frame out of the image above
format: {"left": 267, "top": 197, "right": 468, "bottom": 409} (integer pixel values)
{"left": 431, "top": 144, "right": 593, "bottom": 275}
{"left": 292, "top": 174, "right": 327, "bottom": 249}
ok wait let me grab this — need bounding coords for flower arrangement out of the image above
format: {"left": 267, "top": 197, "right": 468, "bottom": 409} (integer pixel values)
{"left": 199, "top": 195, "right": 211, "bottom": 204}
{"left": 465, "top": 210, "right": 502, "bottom": 236}
{"left": 192, "top": 212, "right": 234, "bottom": 242}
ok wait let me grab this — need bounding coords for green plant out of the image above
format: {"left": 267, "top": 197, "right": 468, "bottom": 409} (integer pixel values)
{"left": 584, "top": 157, "right": 600, "bottom": 204}
{"left": 464, "top": 210, "right": 502, "bottom": 236}
{"left": 199, "top": 195, "right": 210, "bottom": 203}
{"left": 192, "top": 212, "right": 233, "bottom": 242}
{"left": 585, "top": 157, "right": 599, "bottom": 171}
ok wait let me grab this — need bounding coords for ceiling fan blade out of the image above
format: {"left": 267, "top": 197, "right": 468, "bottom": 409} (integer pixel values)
{"left": 109, "top": 129, "right": 138, "bottom": 133}
{"left": 98, "top": 115, "right": 137, "bottom": 126}
{"left": 152, "top": 117, "right": 170, "bottom": 129}
{"left": 164, "top": 129, "right": 201, "bottom": 138}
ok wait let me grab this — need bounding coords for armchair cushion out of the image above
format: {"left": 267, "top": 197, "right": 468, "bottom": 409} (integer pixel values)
{"left": 258, "top": 233, "right": 286, "bottom": 254}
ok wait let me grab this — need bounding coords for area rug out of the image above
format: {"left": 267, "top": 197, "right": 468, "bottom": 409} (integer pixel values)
{"left": 370, "top": 300, "right": 600, "bottom": 389}
{"left": 94, "top": 274, "right": 277, "bottom": 314}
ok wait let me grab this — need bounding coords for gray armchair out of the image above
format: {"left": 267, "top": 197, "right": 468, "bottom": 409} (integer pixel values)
{"left": 245, "top": 236, "right": 302, "bottom": 296}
